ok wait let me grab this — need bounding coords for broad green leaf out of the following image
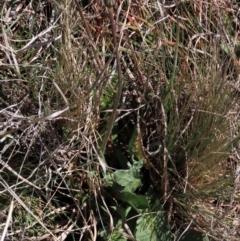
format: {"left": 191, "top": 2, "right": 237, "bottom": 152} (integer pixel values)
{"left": 135, "top": 215, "right": 157, "bottom": 241}
{"left": 121, "top": 191, "right": 149, "bottom": 209}
{"left": 135, "top": 200, "right": 173, "bottom": 241}
{"left": 110, "top": 160, "right": 142, "bottom": 192}
{"left": 113, "top": 169, "right": 141, "bottom": 192}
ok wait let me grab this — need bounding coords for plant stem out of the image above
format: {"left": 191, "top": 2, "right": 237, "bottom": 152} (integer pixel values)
{"left": 101, "top": 2, "right": 123, "bottom": 155}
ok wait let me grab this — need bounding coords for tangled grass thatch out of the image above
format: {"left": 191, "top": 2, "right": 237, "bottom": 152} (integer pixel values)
{"left": 0, "top": 0, "right": 240, "bottom": 240}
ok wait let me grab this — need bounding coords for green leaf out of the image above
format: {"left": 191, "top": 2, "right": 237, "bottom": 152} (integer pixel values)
{"left": 109, "top": 224, "right": 127, "bottom": 241}
{"left": 113, "top": 169, "right": 141, "bottom": 192}
{"left": 135, "top": 215, "right": 157, "bottom": 241}
{"left": 109, "top": 160, "right": 142, "bottom": 192}
{"left": 220, "top": 43, "right": 229, "bottom": 54}
{"left": 99, "top": 227, "right": 127, "bottom": 241}
{"left": 128, "top": 125, "right": 138, "bottom": 157}
{"left": 111, "top": 206, "right": 132, "bottom": 220}
{"left": 121, "top": 191, "right": 149, "bottom": 209}
{"left": 135, "top": 200, "right": 173, "bottom": 241}
{"left": 99, "top": 219, "right": 128, "bottom": 241}
{"left": 108, "top": 230, "right": 127, "bottom": 241}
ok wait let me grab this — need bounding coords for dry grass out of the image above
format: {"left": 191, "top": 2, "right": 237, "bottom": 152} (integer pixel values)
{"left": 0, "top": 0, "right": 240, "bottom": 240}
